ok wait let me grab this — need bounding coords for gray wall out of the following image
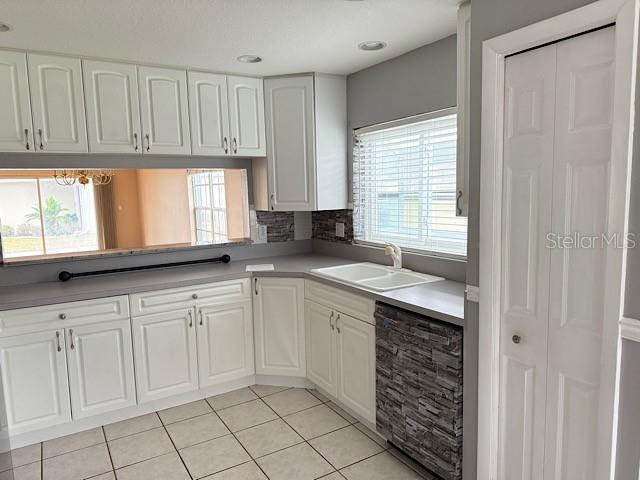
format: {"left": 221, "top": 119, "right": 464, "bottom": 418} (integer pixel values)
{"left": 615, "top": 339, "right": 640, "bottom": 479}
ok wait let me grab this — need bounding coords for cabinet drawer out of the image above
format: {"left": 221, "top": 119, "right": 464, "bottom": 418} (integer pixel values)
{"left": 130, "top": 278, "right": 251, "bottom": 316}
{"left": 0, "top": 296, "right": 129, "bottom": 337}
{"left": 305, "top": 280, "right": 375, "bottom": 324}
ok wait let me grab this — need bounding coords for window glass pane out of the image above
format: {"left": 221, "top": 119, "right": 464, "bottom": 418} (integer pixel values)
{"left": 0, "top": 179, "right": 44, "bottom": 258}
{"left": 353, "top": 112, "right": 467, "bottom": 256}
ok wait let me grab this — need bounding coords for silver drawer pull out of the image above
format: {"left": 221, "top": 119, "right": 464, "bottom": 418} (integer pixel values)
{"left": 59, "top": 313, "right": 66, "bottom": 320}
{"left": 512, "top": 334, "right": 521, "bottom": 344}
{"left": 69, "top": 329, "right": 75, "bottom": 350}
{"left": 55, "top": 331, "right": 62, "bottom": 352}
{"left": 192, "top": 293, "right": 198, "bottom": 300}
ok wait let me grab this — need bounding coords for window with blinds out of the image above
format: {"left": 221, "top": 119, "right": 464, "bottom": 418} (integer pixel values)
{"left": 353, "top": 109, "right": 467, "bottom": 257}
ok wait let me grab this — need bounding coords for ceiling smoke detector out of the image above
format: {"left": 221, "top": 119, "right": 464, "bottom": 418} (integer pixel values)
{"left": 358, "top": 41, "right": 387, "bottom": 51}
{"left": 237, "top": 55, "right": 262, "bottom": 63}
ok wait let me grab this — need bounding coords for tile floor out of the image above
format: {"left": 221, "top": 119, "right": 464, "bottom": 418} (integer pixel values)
{"left": 0, "top": 385, "right": 430, "bottom": 480}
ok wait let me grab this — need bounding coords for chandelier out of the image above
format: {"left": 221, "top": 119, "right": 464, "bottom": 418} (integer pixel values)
{"left": 53, "top": 169, "right": 114, "bottom": 186}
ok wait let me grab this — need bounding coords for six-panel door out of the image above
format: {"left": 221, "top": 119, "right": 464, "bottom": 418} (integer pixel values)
{"left": 188, "top": 71, "right": 230, "bottom": 156}
{"left": 305, "top": 300, "right": 337, "bottom": 397}
{"left": 27, "top": 53, "right": 88, "bottom": 152}
{"left": 0, "top": 329, "right": 71, "bottom": 435}
{"left": 227, "top": 76, "right": 266, "bottom": 156}
{"left": 66, "top": 319, "right": 136, "bottom": 419}
{"left": 138, "top": 66, "right": 191, "bottom": 155}
{"left": 132, "top": 309, "right": 198, "bottom": 403}
{"left": 83, "top": 60, "right": 142, "bottom": 154}
{"left": 0, "top": 50, "right": 33, "bottom": 152}
{"left": 197, "top": 301, "right": 254, "bottom": 387}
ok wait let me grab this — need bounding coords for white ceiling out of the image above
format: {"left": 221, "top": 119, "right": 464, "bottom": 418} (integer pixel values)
{"left": 0, "top": 0, "right": 458, "bottom": 76}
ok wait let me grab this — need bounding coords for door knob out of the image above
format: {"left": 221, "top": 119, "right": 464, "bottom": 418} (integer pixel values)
{"left": 512, "top": 334, "right": 521, "bottom": 344}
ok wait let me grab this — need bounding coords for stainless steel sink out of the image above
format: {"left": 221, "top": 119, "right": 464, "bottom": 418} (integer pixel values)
{"left": 311, "top": 262, "right": 443, "bottom": 291}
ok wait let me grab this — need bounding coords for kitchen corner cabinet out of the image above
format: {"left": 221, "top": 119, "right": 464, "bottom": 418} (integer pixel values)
{"left": 253, "top": 277, "right": 306, "bottom": 376}
{"left": 0, "top": 50, "right": 33, "bottom": 152}
{"left": 27, "top": 53, "right": 88, "bottom": 152}
{"left": 259, "top": 73, "right": 347, "bottom": 211}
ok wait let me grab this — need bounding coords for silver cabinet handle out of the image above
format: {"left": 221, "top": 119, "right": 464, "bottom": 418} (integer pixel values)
{"left": 232, "top": 137, "right": 238, "bottom": 154}
{"left": 145, "top": 133, "right": 150, "bottom": 152}
{"left": 223, "top": 137, "right": 228, "bottom": 154}
{"left": 270, "top": 194, "right": 275, "bottom": 211}
{"left": 329, "top": 311, "right": 335, "bottom": 330}
{"left": 24, "top": 128, "right": 30, "bottom": 150}
{"left": 55, "top": 331, "right": 62, "bottom": 352}
{"left": 456, "top": 190, "right": 463, "bottom": 216}
{"left": 199, "top": 308, "right": 203, "bottom": 326}
{"left": 336, "top": 314, "right": 341, "bottom": 334}
{"left": 59, "top": 313, "right": 66, "bottom": 320}
{"left": 254, "top": 277, "right": 258, "bottom": 295}
{"left": 512, "top": 334, "right": 521, "bottom": 344}
{"left": 133, "top": 132, "right": 139, "bottom": 152}
{"left": 69, "top": 329, "right": 75, "bottom": 350}
{"left": 188, "top": 310, "right": 193, "bottom": 328}
{"left": 38, "top": 129, "right": 44, "bottom": 150}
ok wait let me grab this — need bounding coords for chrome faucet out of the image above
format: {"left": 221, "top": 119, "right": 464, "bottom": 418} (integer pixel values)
{"left": 384, "top": 243, "right": 402, "bottom": 269}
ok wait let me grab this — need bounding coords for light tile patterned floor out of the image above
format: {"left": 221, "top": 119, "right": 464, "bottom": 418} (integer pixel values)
{"left": 0, "top": 386, "right": 430, "bottom": 480}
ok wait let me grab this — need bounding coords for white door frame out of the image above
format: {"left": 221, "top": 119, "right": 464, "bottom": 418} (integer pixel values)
{"left": 478, "top": 1, "right": 639, "bottom": 479}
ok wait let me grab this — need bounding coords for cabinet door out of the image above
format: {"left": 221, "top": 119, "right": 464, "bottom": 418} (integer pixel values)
{"left": 197, "top": 301, "right": 254, "bottom": 387}
{"left": 138, "top": 66, "right": 190, "bottom": 155}
{"left": 83, "top": 60, "right": 141, "bottom": 154}
{"left": 66, "top": 319, "right": 136, "bottom": 419}
{"left": 305, "top": 300, "right": 337, "bottom": 397}
{"left": 253, "top": 277, "right": 305, "bottom": 376}
{"left": 336, "top": 313, "right": 375, "bottom": 423}
{"left": 132, "top": 309, "right": 198, "bottom": 403}
{"left": 264, "top": 75, "right": 316, "bottom": 210}
{"left": 0, "top": 50, "right": 33, "bottom": 152}
{"left": 227, "top": 76, "right": 266, "bottom": 156}
{"left": 0, "top": 330, "right": 71, "bottom": 435}
{"left": 27, "top": 53, "right": 88, "bottom": 152}
{"left": 188, "top": 72, "right": 230, "bottom": 156}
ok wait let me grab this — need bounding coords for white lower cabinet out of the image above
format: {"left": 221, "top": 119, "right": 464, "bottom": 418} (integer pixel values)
{"left": 197, "top": 301, "right": 254, "bottom": 387}
{"left": 132, "top": 309, "right": 198, "bottom": 403}
{"left": 305, "top": 300, "right": 337, "bottom": 397}
{"left": 0, "top": 329, "right": 71, "bottom": 435}
{"left": 253, "top": 277, "right": 306, "bottom": 376}
{"left": 66, "top": 319, "right": 136, "bottom": 419}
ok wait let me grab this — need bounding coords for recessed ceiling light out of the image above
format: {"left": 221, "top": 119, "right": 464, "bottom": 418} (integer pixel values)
{"left": 237, "top": 55, "right": 262, "bottom": 64}
{"left": 358, "top": 41, "right": 387, "bottom": 51}
{"left": 0, "top": 23, "right": 12, "bottom": 33}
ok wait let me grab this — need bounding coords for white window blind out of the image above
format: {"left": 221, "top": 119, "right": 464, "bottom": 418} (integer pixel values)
{"left": 353, "top": 109, "right": 467, "bottom": 257}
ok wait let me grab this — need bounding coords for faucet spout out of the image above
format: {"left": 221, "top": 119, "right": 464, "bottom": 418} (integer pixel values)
{"left": 384, "top": 243, "right": 402, "bottom": 269}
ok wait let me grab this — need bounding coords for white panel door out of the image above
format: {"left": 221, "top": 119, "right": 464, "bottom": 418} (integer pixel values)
{"left": 544, "top": 27, "right": 616, "bottom": 480}
{"left": 132, "top": 309, "right": 198, "bottom": 403}
{"left": 83, "top": 60, "right": 141, "bottom": 154}
{"left": 253, "top": 277, "right": 305, "bottom": 376}
{"left": 499, "top": 45, "right": 556, "bottom": 480}
{"left": 0, "top": 330, "right": 71, "bottom": 435}
{"left": 336, "top": 313, "right": 375, "bottom": 423}
{"left": 197, "top": 301, "right": 254, "bottom": 387}
{"left": 227, "top": 76, "right": 266, "bottom": 156}
{"left": 305, "top": 300, "right": 337, "bottom": 397}
{"left": 0, "top": 50, "right": 33, "bottom": 152}
{"left": 264, "top": 75, "right": 316, "bottom": 210}
{"left": 188, "top": 71, "right": 230, "bottom": 156}
{"left": 138, "top": 66, "right": 190, "bottom": 155}
{"left": 27, "top": 53, "right": 88, "bottom": 152}
{"left": 66, "top": 319, "right": 136, "bottom": 419}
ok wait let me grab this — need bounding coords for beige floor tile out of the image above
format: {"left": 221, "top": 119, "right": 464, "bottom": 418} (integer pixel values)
{"left": 108, "top": 427, "right": 174, "bottom": 468}
{"left": 0, "top": 451, "right": 12, "bottom": 473}
{"left": 256, "top": 443, "right": 334, "bottom": 480}
{"left": 158, "top": 400, "right": 212, "bottom": 425}
{"left": 307, "top": 388, "right": 331, "bottom": 403}
{"left": 87, "top": 473, "right": 116, "bottom": 480}
{"left": 340, "top": 452, "right": 424, "bottom": 480}
{"left": 166, "top": 412, "right": 229, "bottom": 449}
{"left": 179, "top": 434, "right": 250, "bottom": 478}
{"left": 5, "top": 461, "right": 41, "bottom": 480}
{"left": 115, "top": 452, "right": 189, "bottom": 480}
{"left": 216, "top": 399, "right": 277, "bottom": 432}
{"left": 103, "top": 413, "right": 161, "bottom": 441}
{"left": 353, "top": 423, "right": 387, "bottom": 448}
{"left": 11, "top": 444, "right": 41, "bottom": 468}
{"left": 43, "top": 427, "right": 104, "bottom": 459}
{"left": 327, "top": 402, "right": 358, "bottom": 424}
{"left": 284, "top": 404, "right": 349, "bottom": 439}
{"left": 201, "top": 461, "right": 267, "bottom": 479}
{"left": 310, "top": 425, "right": 384, "bottom": 469}
{"left": 207, "top": 387, "right": 258, "bottom": 410}
{"left": 235, "top": 419, "right": 303, "bottom": 458}
{"left": 249, "top": 385, "right": 289, "bottom": 398}
{"left": 262, "top": 388, "right": 321, "bottom": 417}
{"left": 42, "top": 443, "right": 111, "bottom": 480}
{"left": 318, "top": 473, "right": 346, "bottom": 480}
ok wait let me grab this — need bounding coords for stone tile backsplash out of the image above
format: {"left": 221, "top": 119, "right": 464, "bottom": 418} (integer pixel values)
{"left": 312, "top": 210, "right": 354, "bottom": 244}
{"left": 256, "top": 211, "right": 295, "bottom": 243}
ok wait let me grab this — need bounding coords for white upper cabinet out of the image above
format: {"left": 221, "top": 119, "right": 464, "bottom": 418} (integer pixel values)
{"left": 263, "top": 73, "right": 347, "bottom": 211}
{"left": 456, "top": 2, "right": 471, "bottom": 217}
{"left": 0, "top": 51, "right": 33, "bottom": 152}
{"left": 188, "top": 72, "right": 230, "bottom": 156}
{"left": 83, "top": 60, "right": 142, "bottom": 154}
{"left": 27, "top": 53, "right": 88, "bottom": 153}
{"left": 227, "top": 76, "right": 266, "bottom": 156}
{"left": 138, "top": 66, "right": 191, "bottom": 155}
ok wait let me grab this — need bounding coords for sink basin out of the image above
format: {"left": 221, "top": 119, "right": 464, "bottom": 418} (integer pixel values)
{"left": 311, "top": 262, "right": 443, "bottom": 292}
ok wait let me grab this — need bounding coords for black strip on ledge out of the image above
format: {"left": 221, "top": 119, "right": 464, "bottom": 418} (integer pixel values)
{"left": 58, "top": 254, "right": 231, "bottom": 282}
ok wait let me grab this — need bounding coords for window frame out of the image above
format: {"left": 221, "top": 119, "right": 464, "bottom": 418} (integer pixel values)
{"left": 352, "top": 107, "right": 467, "bottom": 260}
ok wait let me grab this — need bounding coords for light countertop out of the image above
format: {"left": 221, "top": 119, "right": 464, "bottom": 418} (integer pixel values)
{"left": 0, "top": 254, "right": 465, "bottom": 326}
